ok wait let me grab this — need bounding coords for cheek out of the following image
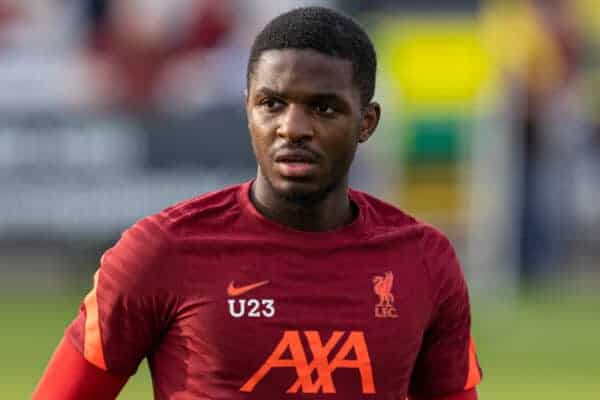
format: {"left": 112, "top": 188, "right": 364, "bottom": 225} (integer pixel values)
{"left": 323, "top": 125, "right": 360, "bottom": 162}
{"left": 248, "top": 121, "right": 273, "bottom": 160}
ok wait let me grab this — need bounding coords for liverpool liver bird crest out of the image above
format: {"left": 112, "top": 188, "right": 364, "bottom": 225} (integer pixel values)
{"left": 373, "top": 271, "right": 397, "bottom": 318}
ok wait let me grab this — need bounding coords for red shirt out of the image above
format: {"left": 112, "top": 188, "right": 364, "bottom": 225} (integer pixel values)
{"left": 66, "top": 181, "right": 482, "bottom": 399}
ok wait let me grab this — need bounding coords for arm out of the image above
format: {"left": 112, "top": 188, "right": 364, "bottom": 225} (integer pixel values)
{"left": 34, "top": 212, "right": 177, "bottom": 399}
{"left": 33, "top": 337, "right": 128, "bottom": 400}
{"left": 409, "top": 227, "right": 483, "bottom": 399}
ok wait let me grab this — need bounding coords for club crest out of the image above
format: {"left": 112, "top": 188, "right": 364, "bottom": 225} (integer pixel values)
{"left": 373, "top": 271, "right": 398, "bottom": 318}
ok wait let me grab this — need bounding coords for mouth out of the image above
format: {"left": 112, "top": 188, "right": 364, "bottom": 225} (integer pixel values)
{"left": 273, "top": 150, "right": 319, "bottom": 178}
{"left": 274, "top": 149, "right": 318, "bottom": 163}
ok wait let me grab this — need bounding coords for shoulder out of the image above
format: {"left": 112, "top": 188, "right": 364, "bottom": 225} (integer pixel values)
{"left": 158, "top": 182, "right": 243, "bottom": 236}
{"left": 350, "top": 188, "right": 428, "bottom": 235}
{"left": 418, "top": 222, "right": 456, "bottom": 261}
{"left": 350, "top": 189, "right": 462, "bottom": 297}
{"left": 417, "top": 224, "right": 467, "bottom": 312}
{"left": 117, "top": 182, "right": 241, "bottom": 251}
{"left": 100, "top": 183, "right": 243, "bottom": 291}
{"left": 350, "top": 187, "right": 455, "bottom": 251}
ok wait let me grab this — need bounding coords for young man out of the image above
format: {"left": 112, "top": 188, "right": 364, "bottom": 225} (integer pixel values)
{"left": 34, "top": 7, "right": 482, "bottom": 400}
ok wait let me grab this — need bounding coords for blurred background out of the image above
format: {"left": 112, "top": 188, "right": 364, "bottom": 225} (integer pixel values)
{"left": 1, "top": 0, "right": 598, "bottom": 398}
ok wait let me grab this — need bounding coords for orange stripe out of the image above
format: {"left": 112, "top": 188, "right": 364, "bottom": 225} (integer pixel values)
{"left": 83, "top": 270, "right": 107, "bottom": 370}
{"left": 464, "top": 337, "right": 481, "bottom": 389}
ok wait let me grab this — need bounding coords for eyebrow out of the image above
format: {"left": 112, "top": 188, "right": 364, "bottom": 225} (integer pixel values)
{"left": 254, "top": 87, "right": 283, "bottom": 98}
{"left": 254, "top": 87, "right": 351, "bottom": 108}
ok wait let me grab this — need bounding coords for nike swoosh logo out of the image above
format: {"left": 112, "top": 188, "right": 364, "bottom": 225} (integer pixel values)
{"left": 227, "top": 280, "right": 270, "bottom": 297}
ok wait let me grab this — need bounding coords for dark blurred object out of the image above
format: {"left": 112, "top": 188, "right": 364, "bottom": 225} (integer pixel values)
{"left": 83, "top": 0, "right": 234, "bottom": 110}
{"left": 0, "top": 104, "right": 252, "bottom": 242}
{"left": 517, "top": 0, "right": 583, "bottom": 282}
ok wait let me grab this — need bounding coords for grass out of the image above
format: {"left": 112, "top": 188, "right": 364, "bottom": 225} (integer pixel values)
{"left": 2, "top": 286, "right": 598, "bottom": 399}
{"left": 473, "top": 290, "right": 600, "bottom": 398}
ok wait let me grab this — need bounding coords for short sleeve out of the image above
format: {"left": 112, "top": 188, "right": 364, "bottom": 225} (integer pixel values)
{"left": 66, "top": 213, "right": 179, "bottom": 376}
{"left": 409, "top": 227, "right": 483, "bottom": 398}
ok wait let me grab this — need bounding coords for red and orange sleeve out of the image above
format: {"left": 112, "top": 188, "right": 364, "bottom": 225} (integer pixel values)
{"left": 33, "top": 336, "right": 128, "bottom": 400}
{"left": 408, "top": 227, "right": 482, "bottom": 398}
{"left": 66, "top": 213, "right": 179, "bottom": 376}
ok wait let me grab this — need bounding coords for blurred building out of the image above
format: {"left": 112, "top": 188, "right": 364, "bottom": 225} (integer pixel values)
{"left": 0, "top": 0, "right": 598, "bottom": 291}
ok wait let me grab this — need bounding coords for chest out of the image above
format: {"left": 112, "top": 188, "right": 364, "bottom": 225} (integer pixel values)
{"left": 156, "top": 241, "right": 434, "bottom": 398}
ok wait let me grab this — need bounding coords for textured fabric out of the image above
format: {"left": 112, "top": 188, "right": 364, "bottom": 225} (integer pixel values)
{"left": 66, "top": 181, "right": 482, "bottom": 399}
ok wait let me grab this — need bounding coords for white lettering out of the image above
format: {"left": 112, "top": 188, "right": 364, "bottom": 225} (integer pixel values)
{"left": 262, "top": 299, "right": 275, "bottom": 317}
{"left": 247, "top": 299, "right": 261, "bottom": 317}
{"left": 228, "top": 299, "right": 245, "bottom": 318}
{"left": 227, "top": 298, "right": 276, "bottom": 318}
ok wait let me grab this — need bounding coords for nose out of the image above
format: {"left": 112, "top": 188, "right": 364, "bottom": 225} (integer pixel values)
{"left": 276, "top": 104, "right": 314, "bottom": 141}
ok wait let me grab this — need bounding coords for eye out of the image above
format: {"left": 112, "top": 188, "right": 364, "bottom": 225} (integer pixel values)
{"left": 259, "top": 97, "right": 284, "bottom": 112}
{"left": 313, "top": 103, "right": 336, "bottom": 116}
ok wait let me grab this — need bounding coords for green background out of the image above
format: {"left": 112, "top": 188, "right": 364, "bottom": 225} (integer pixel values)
{"left": 3, "top": 284, "right": 598, "bottom": 399}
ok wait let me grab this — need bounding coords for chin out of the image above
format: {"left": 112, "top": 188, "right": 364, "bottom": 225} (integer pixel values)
{"left": 272, "top": 177, "right": 334, "bottom": 204}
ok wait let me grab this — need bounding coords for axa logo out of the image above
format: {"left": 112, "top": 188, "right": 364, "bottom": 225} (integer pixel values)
{"left": 241, "top": 330, "right": 375, "bottom": 394}
{"left": 373, "top": 271, "right": 398, "bottom": 318}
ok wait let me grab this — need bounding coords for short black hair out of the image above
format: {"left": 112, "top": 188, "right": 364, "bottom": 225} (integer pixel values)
{"left": 247, "top": 6, "right": 377, "bottom": 106}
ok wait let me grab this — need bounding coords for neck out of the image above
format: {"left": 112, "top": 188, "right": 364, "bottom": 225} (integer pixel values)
{"left": 250, "top": 176, "right": 354, "bottom": 232}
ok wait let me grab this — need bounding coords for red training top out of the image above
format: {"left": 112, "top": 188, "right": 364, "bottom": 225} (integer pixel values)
{"left": 61, "top": 181, "right": 482, "bottom": 399}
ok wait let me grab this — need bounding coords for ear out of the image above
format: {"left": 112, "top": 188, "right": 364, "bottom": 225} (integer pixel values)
{"left": 358, "top": 102, "right": 381, "bottom": 143}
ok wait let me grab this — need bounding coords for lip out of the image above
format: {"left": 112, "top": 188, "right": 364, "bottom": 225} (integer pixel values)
{"left": 274, "top": 149, "right": 319, "bottom": 164}
{"left": 275, "top": 161, "right": 319, "bottom": 177}
{"left": 273, "top": 148, "right": 321, "bottom": 177}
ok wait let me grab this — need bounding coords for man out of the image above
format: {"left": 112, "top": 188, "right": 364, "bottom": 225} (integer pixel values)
{"left": 34, "top": 7, "right": 482, "bottom": 399}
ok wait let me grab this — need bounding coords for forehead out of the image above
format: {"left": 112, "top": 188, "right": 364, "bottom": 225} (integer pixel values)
{"left": 250, "top": 49, "right": 356, "bottom": 97}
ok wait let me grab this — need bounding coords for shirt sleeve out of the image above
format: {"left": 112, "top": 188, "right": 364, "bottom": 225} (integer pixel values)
{"left": 409, "top": 227, "right": 483, "bottom": 398}
{"left": 66, "top": 212, "right": 180, "bottom": 376}
{"left": 33, "top": 336, "right": 129, "bottom": 400}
